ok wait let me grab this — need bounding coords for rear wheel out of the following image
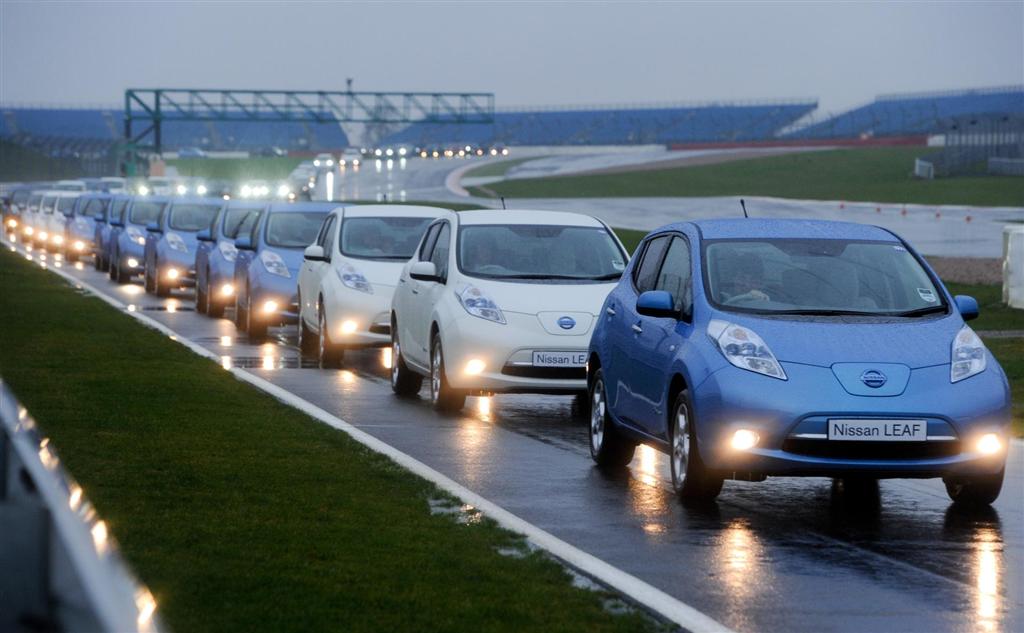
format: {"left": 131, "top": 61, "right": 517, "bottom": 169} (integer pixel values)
{"left": 429, "top": 334, "right": 465, "bottom": 413}
{"left": 944, "top": 468, "right": 1005, "bottom": 507}
{"left": 390, "top": 325, "right": 423, "bottom": 396}
{"left": 234, "top": 292, "right": 248, "bottom": 333}
{"left": 108, "top": 251, "right": 118, "bottom": 280}
{"left": 317, "top": 305, "right": 343, "bottom": 368}
{"left": 670, "top": 391, "right": 723, "bottom": 502}
{"left": 588, "top": 369, "right": 636, "bottom": 468}
{"left": 114, "top": 253, "right": 130, "bottom": 284}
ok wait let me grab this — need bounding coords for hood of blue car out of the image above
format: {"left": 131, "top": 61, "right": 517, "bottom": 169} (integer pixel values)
{"left": 727, "top": 314, "right": 961, "bottom": 369}
{"left": 267, "top": 247, "right": 304, "bottom": 276}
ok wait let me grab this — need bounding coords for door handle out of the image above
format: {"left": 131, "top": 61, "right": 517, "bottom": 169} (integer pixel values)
{"left": 631, "top": 323, "right": 643, "bottom": 334}
{"left": 606, "top": 306, "right": 616, "bottom": 316}
{"left": 411, "top": 288, "right": 419, "bottom": 295}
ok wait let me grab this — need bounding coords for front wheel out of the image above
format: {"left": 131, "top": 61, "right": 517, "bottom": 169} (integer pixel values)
{"left": 317, "top": 305, "right": 343, "bottom": 368}
{"left": 390, "top": 327, "right": 422, "bottom": 396}
{"left": 944, "top": 468, "right": 1005, "bottom": 507}
{"left": 246, "top": 293, "right": 267, "bottom": 340}
{"left": 195, "top": 280, "right": 208, "bottom": 314}
{"left": 430, "top": 334, "right": 465, "bottom": 413}
{"left": 298, "top": 305, "right": 318, "bottom": 357}
{"left": 670, "top": 391, "right": 723, "bottom": 502}
{"left": 588, "top": 369, "right": 636, "bottom": 468}
{"left": 206, "top": 277, "right": 225, "bottom": 318}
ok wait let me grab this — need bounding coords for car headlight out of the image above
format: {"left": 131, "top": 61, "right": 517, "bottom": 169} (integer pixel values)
{"left": 259, "top": 249, "right": 290, "bottom": 278}
{"left": 335, "top": 263, "right": 372, "bottom": 294}
{"left": 218, "top": 240, "right": 238, "bottom": 262}
{"left": 277, "top": 184, "right": 290, "bottom": 197}
{"left": 126, "top": 227, "right": 146, "bottom": 246}
{"left": 707, "top": 319, "right": 787, "bottom": 380}
{"left": 176, "top": 184, "right": 188, "bottom": 195}
{"left": 137, "top": 185, "right": 150, "bottom": 196}
{"left": 196, "top": 184, "right": 208, "bottom": 195}
{"left": 166, "top": 232, "right": 188, "bottom": 253}
{"left": 457, "top": 285, "right": 506, "bottom": 324}
{"left": 240, "top": 185, "right": 252, "bottom": 198}
{"left": 951, "top": 325, "right": 986, "bottom": 383}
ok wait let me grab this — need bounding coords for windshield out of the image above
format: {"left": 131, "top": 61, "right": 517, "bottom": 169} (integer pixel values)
{"left": 341, "top": 217, "right": 433, "bottom": 260}
{"left": 458, "top": 224, "right": 626, "bottom": 281}
{"left": 223, "top": 208, "right": 260, "bottom": 239}
{"left": 110, "top": 199, "right": 128, "bottom": 222}
{"left": 703, "top": 239, "right": 947, "bottom": 316}
{"left": 168, "top": 203, "right": 220, "bottom": 232}
{"left": 265, "top": 211, "right": 327, "bottom": 248}
{"left": 41, "top": 197, "right": 56, "bottom": 213}
{"left": 129, "top": 201, "right": 166, "bottom": 225}
{"left": 57, "top": 197, "right": 78, "bottom": 215}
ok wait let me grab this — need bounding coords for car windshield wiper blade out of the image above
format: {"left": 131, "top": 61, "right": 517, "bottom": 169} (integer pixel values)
{"left": 499, "top": 273, "right": 600, "bottom": 280}
{"left": 891, "top": 305, "right": 947, "bottom": 317}
{"left": 768, "top": 309, "right": 880, "bottom": 316}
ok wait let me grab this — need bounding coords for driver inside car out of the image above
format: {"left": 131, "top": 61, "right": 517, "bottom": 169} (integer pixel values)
{"left": 725, "top": 253, "right": 770, "bottom": 303}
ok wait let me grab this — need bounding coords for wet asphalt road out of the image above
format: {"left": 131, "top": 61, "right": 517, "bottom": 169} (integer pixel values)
{"left": 13, "top": 240, "right": 1022, "bottom": 633}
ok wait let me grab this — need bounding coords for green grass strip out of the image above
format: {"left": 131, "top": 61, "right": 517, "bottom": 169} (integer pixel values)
{"left": 0, "top": 249, "right": 661, "bottom": 633}
{"left": 471, "top": 147, "right": 1024, "bottom": 208}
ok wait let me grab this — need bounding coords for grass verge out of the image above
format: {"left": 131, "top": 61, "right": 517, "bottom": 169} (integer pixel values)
{"left": 0, "top": 249, "right": 661, "bottom": 633}
{"left": 470, "top": 147, "right": 1024, "bottom": 207}
{"left": 462, "top": 157, "right": 539, "bottom": 180}
{"left": 167, "top": 157, "right": 304, "bottom": 181}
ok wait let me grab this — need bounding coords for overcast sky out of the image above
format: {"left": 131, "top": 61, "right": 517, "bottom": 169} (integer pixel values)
{"left": 1, "top": 1, "right": 1021, "bottom": 114}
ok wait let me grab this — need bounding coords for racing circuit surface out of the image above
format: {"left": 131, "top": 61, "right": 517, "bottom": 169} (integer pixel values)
{"left": 6, "top": 220, "right": 1021, "bottom": 633}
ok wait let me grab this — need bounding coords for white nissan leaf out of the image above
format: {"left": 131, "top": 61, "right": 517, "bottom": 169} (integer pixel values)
{"left": 390, "top": 209, "right": 629, "bottom": 412}
{"left": 297, "top": 204, "right": 448, "bottom": 367}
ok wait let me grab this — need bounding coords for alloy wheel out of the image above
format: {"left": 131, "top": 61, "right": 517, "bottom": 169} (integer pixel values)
{"left": 672, "top": 401, "right": 691, "bottom": 487}
{"left": 590, "top": 379, "right": 606, "bottom": 454}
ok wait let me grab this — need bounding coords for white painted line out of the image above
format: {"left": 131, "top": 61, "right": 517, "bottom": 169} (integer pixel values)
{"left": 20, "top": 248, "right": 733, "bottom": 633}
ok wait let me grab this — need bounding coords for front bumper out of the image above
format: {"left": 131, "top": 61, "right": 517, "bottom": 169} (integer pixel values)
{"left": 692, "top": 361, "right": 1011, "bottom": 478}
{"left": 324, "top": 287, "right": 393, "bottom": 348}
{"left": 442, "top": 312, "right": 591, "bottom": 394}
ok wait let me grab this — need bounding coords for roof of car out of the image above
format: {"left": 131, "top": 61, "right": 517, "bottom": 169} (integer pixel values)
{"left": 342, "top": 204, "right": 448, "bottom": 219}
{"left": 457, "top": 209, "right": 605, "bottom": 227}
{"left": 684, "top": 218, "right": 900, "bottom": 242}
{"left": 133, "top": 195, "right": 172, "bottom": 204}
{"left": 167, "top": 196, "right": 225, "bottom": 206}
{"left": 226, "top": 200, "right": 268, "bottom": 210}
{"left": 266, "top": 201, "right": 345, "bottom": 214}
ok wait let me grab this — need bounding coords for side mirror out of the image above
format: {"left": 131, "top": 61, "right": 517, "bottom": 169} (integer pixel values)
{"left": 145, "top": 221, "right": 162, "bottom": 233}
{"left": 110, "top": 220, "right": 124, "bottom": 228}
{"left": 304, "top": 244, "right": 325, "bottom": 261}
{"left": 410, "top": 260, "right": 440, "bottom": 282}
{"left": 196, "top": 228, "right": 213, "bottom": 242}
{"left": 235, "top": 236, "right": 255, "bottom": 251}
{"left": 93, "top": 213, "right": 105, "bottom": 221}
{"left": 954, "top": 295, "right": 979, "bottom": 321}
{"left": 636, "top": 290, "right": 677, "bottom": 319}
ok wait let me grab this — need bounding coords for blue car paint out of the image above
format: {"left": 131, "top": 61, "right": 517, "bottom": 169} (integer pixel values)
{"left": 195, "top": 200, "right": 267, "bottom": 307}
{"left": 590, "top": 218, "right": 1010, "bottom": 479}
{"left": 143, "top": 197, "right": 225, "bottom": 288}
{"left": 65, "top": 192, "right": 112, "bottom": 252}
{"left": 233, "top": 201, "right": 343, "bottom": 326}
{"left": 110, "top": 196, "right": 172, "bottom": 276}
{"left": 94, "top": 195, "right": 132, "bottom": 264}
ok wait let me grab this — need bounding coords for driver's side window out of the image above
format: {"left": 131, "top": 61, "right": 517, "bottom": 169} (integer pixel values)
{"left": 634, "top": 235, "right": 669, "bottom": 293}
{"left": 430, "top": 224, "right": 451, "bottom": 279}
{"left": 654, "top": 236, "right": 692, "bottom": 317}
{"left": 419, "top": 224, "right": 440, "bottom": 261}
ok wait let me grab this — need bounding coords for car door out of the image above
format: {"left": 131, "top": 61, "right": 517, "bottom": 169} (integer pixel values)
{"left": 396, "top": 222, "right": 440, "bottom": 368}
{"left": 300, "top": 215, "right": 334, "bottom": 329}
{"left": 420, "top": 222, "right": 452, "bottom": 354}
{"left": 632, "top": 235, "right": 694, "bottom": 437}
{"left": 611, "top": 234, "right": 670, "bottom": 429}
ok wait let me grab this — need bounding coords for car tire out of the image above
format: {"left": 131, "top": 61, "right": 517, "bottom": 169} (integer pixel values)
{"left": 234, "top": 292, "right": 248, "bottom": 333}
{"left": 944, "top": 467, "right": 1005, "bottom": 507}
{"left": 390, "top": 325, "right": 422, "bottom": 396}
{"left": 429, "top": 334, "right": 465, "bottom": 413}
{"left": 670, "top": 390, "right": 723, "bottom": 502}
{"left": 207, "top": 273, "right": 225, "bottom": 318}
{"left": 298, "top": 301, "right": 318, "bottom": 357}
{"left": 246, "top": 293, "right": 267, "bottom": 340}
{"left": 588, "top": 369, "right": 636, "bottom": 468}
{"left": 115, "top": 254, "right": 130, "bottom": 284}
{"left": 317, "top": 304, "right": 343, "bottom": 368}
{"left": 108, "top": 251, "right": 118, "bottom": 280}
{"left": 154, "top": 260, "right": 170, "bottom": 298}
{"left": 195, "top": 281, "right": 208, "bottom": 314}
{"left": 94, "top": 250, "right": 104, "bottom": 271}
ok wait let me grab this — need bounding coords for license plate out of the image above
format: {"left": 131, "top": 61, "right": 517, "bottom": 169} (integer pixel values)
{"left": 532, "top": 351, "right": 587, "bottom": 367}
{"left": 828, "top": 419, "right": 927, "bottom": 442}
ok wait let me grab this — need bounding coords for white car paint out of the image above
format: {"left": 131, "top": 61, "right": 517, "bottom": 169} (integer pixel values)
{"left": 391, "top": 209, "right": 628, "bottom": 394}
{"left": 298, "top": 204, "right": 448, "bottom": 348}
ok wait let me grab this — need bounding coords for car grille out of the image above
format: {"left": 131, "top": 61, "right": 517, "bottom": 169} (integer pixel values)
{"left": 781, "top": 438, "right": 961, "bottom": 460}
{"left": 501, "top": 365, "right": 586, "bottom": 380}
{"left": 369, "top": 323, "right": 391, "bottom": 335}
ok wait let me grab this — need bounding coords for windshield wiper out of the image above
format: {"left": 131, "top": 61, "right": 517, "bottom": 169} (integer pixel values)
{"left": 891, "top": 305, "right": 947, "bottom": 317}
{"left": 768, "top": 309, "right": 879, "bottom": 316}
{"left": 500, "top": 273, "right": 621, "bottom": 281}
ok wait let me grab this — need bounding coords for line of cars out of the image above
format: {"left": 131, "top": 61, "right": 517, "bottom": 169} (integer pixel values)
{"left": 2, "top": 188, "right": 1012, "bottom": 507}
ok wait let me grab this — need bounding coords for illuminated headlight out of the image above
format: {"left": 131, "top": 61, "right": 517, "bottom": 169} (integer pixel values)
{"left": 385, "top": 148, "right": 394, "bottom": 157}
{"left": 976, "top": 433, "right": 1003, "bottom": 455}
{"left": 6, "top": 218, "right": 16, "bottom": 228}
{"left": 336, "top": 263, "right": 372, "bottom": 293}
{"left": 137, "top": 185, "right": 150, "bottom": 196}
{"left": 259, "top": 250, "right": 290, "bottom": 278}
{"left": 166, "top": 232, "right": 188, "bottom": 253}
{"left": 490, "top": 148, "right": 498, "bottom": 156}
{"left": 262, "top": 300, "right": 278, "bottom": 314}
{"left": 708, "top": 320, "right": 786, "bottom": 380}
{"left": 352, "top": 159, "right": 359, "bottom": 166}
{"left": 73, "top": 240, "right": 85, "bottom": 251}
{"left": 325, "top": 160, "right": 334, "bottom": 167}
{"left": 951, "top": 325, "right": 986, "bottom": 382}
{"left": 196, "top": 184, "right": 208, "bottom": 195}
{"left": 374, "top": 149, "right": 382, "bottom": 157}
{"left": 38, "top": 231, "right": 48, "bottom": 240}
{"left": 730, "top": 429, "right": 759, "bottom": 451}
{"left": 501, "top": 148, "right": 509, "bottom": 156}
{"left": 240, "top": 185, "right": 252, "bottom": 198}
{"left": 176, "top": 184, "right": 187, "bottom": 195}
{"left": 457, "top": 285, "right": 505, "bottom": 324}
{"left": 166, "top": 268, "right": 180, "bottom": 280}
{"left": 127, "top": 257, "right": 139, "bottom": 268}
{"left": 432, "top": 151, "right": 439, "bottom": 158}
{"left": 222, "top": 194, "right": 231, "bottom": 201}
{"left": 220, "top": 283, "right": 234, "bottom": 297}
{"left": 277, "top": 184, "right": 290, "bottom": 197}
{"left": 464, "top": 359, "right": 486, "bottom": 375}
{"left": 126, "top": 227, "right": 146, "bottom": 245}
{"left": 420, "top": 151, "right": 428, "bottom": 158}
{"left": 340, "top": 320, "right": 357, "bottom": 334}
{"left": 398, "top": 147, "right": 407, "bottom": 156}
{"left": 24, "top": 226, "right": 33, "bottom": 235}
{"left": 313, "top": 160, "right": 321, "bottom": 167}
{"left": 217, "top": 240, "right": 238, "bottom": 262}
{"left": 52, "top": 234, "right": 64, "bottom": 245}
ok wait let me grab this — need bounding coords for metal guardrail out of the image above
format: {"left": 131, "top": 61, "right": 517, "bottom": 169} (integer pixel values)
{"left": 0, "top": 378, "right": 162, "bottom": 632}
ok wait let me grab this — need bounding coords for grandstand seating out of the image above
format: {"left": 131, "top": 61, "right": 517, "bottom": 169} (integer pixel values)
{"left": 378, "top": 102, "right": 818, "bottom": 147}
{"left": 786, "top": 86, "right": 1024, "bottom": 139}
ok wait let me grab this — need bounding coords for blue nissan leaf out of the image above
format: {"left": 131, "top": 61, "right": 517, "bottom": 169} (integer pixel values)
{"left": 109, "top": 196, "right": 170, "bottom": 283}
{"left": 143, "top": 197, "right": 224, "bottom": 297}
{"left": 232, "top": 201, "right": 343, "bottom": 339}
{"left": 194, "top": 200, "right": 266, "bottom": 318}
{"left": 93, "top": 195, "right": 131, "bottom": 272}
{"left": 588, "top": 219, "right": 1010, "bottom": 506}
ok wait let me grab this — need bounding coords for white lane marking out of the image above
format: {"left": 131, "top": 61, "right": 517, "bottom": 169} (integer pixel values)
{"left": 23, "top": 248, "right": 734, "bottom": 633}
